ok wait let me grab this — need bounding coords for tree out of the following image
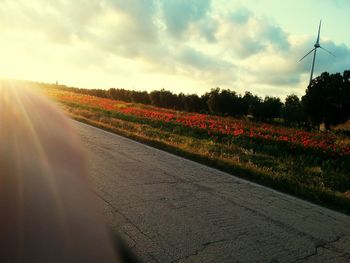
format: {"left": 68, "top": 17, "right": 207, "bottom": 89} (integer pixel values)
{"left": 149, "top": 90, "right": 162, "bottom": 107}
{"left": 283, "top": 94, "right": 304, "bottom": 125}
{"left": 206, "top": 88, "right": 222, "bottom": 114}
{"left": 264, "top": 97, "right": 283, "bottom": 119}
{"left": 181, "top": 94, "right": 206, "bottom": 112}
{"left": 302, "top": 72, "right": 350, "bottom": 129}
{"left": 243, "top": 92, "right": 261, "bottom": 116}
{"left": 219, "top": 89, "right": 238, "bottom": 116}
{"left": 158, "top": 89, "right": 178, "bottom": 109}
{"left": 206, "top": 88, "right": 241, "bottom": 116}
{"left": 130, "top": 90, "right": 151, "bottom": 104}
{"left": 252, "top": 96, "right": 282, "bottom": 120}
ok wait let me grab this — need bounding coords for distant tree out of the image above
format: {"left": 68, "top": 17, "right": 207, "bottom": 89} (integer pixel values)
{"left": 89, "top": 89, "right": 108, "bottom": 98}
{"left": 159, "top": 89, "right": 178, "bottom": 109}
{"left": 242, "top": 91, "right": 260, "bottom": 116}
{"left": 250, "top": 96, "right": 282, "bottom": 120}
{"left": 283, "top": 94, "right": 304, "bottom": 125}
{"left": 250, "top": 98, "right": 264, "bottom": 120}
{"left": 199, "top": 93, "right": 210, "bottom": 113}
{"left": 140, "top": 91, "right": 151, "bottom": 105}
{"left": 262, "top": 96, "right": 283, "bottom": 119}
{"left": 107, "top": 88, "right": 131, "bottom": 102}
{"left": 344, "top": 70, "right": 350, "bottom": 80}
{"left": 180, "top": 94, "right": 205, "bottom": 112}
{"left": 192, "top": 94, "right": 208, "bottom": 112}
{"left": 206, "top": 88, "right": 241, "bottom": 116}
{"left": 219, "top": 89, "right": 238, "bottom": 116}
{"left": 302, "top": 72, "right": 350, "bottom": 130}
{"left": 130, "top": 90, "right": 151, "bottom": 104}
{"left": 107, "top": 88, "right": 118, "bottom": 100}
{"left": 230, "top": 94, "right": 246, "bottom": 117}
{"left": 150, "top": 90, "right": 162, "bottom": 107}
{"left": 206, "top": 88, "right": 222, "bottom": 114}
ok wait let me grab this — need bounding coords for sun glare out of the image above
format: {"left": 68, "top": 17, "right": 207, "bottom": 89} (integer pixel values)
{"left": 0, "top": 82, "right": 117, "bottom": 262}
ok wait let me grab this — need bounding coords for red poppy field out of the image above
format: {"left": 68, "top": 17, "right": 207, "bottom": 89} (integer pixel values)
{"left": 42, "top": 87, "right": 350, "bottom": 213}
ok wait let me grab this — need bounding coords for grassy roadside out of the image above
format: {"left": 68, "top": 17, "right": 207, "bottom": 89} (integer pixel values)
{"left": 57, "top": 102, "right": 350, "bottom": 215}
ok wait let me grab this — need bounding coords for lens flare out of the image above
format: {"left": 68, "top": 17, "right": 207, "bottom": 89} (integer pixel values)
{"left": 0, "top": 81, "right": 117, "bottom": 262}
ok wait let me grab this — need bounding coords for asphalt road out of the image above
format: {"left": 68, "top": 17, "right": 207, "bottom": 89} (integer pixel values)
{"left": 72, "top": 121, "right": 350, "bottom": 263}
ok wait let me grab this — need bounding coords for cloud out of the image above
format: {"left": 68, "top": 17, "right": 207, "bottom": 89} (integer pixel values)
{"left": 228, "top": 7, "right": 251, "bottom": 24}
{"left": 173, "top": 47, "right": 236, "bottom": 87}
{"left": 241, "top": 34, "right": 350, "bottom": 94}
{"left": 197, "top": 18, "right": 219, "bottom": 42}
{"left": 0, "top": 0, "right": 105, "bottom": 43}
{"left": 161, "top": 0, "right": 211, "bottom": 38}
{"left": 313, "top": 41, "right": 350, "bottom": 74}
{"left": 178, "top": 47, "right": 233, "bottom": 71}
{"left": 260, "top": 25, "right": 290, "bottom": 51}
{"left": 217, "top": 9, "right": 291, "bottom": 59}
{"left": 107, "top": 0, "right": 159, "bottom": 42}
{"left": 0, "top": 0, "right": 349, "bottom": 98}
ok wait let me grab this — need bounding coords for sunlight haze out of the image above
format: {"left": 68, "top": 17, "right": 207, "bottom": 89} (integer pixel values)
{"left": 0, "top": 0, "right": 349, "bottom": 98}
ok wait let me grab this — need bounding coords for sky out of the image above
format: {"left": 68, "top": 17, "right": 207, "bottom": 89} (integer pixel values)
{"left": 0, "top": 0, "right": 349, "bottom": 99}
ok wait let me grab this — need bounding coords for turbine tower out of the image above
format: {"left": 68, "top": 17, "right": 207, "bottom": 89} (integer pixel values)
{"left": 299, "top": 20, "right": 335, "bottom": 85}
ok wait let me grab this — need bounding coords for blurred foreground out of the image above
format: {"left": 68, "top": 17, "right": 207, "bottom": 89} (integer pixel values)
{"left": 0, "top": 82, "right": 123, "bottom": 262}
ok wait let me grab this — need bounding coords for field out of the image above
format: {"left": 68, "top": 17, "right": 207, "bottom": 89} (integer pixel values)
{"left": 41, "top": 86, "right": 350, "bottom": 214}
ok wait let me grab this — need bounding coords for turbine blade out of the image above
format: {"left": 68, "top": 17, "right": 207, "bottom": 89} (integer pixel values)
{"left": 299, "top": 48, "right": 315, "bottom": 62}
{"left": 316, "top": 20, "right": 322, "bottom": 45}
{"left": 320, "top": 46, "right": 336, "bottom": 57}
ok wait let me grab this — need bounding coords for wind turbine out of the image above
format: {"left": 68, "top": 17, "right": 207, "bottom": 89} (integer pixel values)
{"left": 299, "top": 20, "right": 335, "bottom": 85}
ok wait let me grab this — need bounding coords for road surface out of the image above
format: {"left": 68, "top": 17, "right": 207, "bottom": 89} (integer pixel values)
{"left": 73, "top": 121, "right": 350, "bottom": 263}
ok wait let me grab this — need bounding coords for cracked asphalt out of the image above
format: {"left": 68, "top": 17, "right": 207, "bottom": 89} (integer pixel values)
{"left": 73, "top": 121, "right": 350, "bottom": 263}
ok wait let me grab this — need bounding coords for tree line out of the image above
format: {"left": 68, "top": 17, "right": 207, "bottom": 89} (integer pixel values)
{"left": 49, "top": 70, "right": 350, "bottom": 129}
